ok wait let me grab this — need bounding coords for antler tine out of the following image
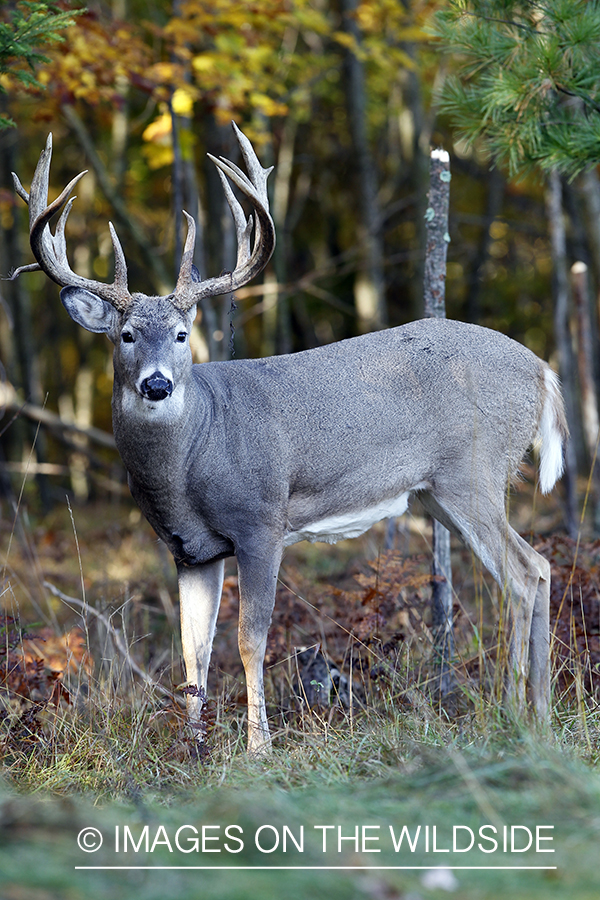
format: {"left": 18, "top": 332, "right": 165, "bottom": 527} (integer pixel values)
{"left": 26, "top": 132, "right": 53, "bottom": 224}
{"left": 173, "top": 122, "right": 275, "bottom": 310}
{"left": 231, "top": 121, "right": 273, "bottom": 206}
{"left": 48, "top": 194, "right": 79, "bottom": 269}
{"left": 108, "top": 222, "right": 129, "bottom": 294}
{"left": 11, "top": 133, "right": 133, "bottom": 312}
{"left": 12, "top": 171, "right": 29, "bottom": 204}
{"left": 175, "top": 211, "right": 197, "bottom": 293}
{"left": 215, "top": 167, "right": 253, "bottom": 268}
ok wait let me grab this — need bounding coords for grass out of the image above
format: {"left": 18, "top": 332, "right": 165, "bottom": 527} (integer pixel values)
{"left": 1, "top": 733, "right": 600, "bottom": 899}
{"left": 1, "top": 493, "right": 600, "bottom": 897}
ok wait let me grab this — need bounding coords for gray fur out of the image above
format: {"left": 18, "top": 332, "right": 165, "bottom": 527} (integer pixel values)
{"left": 110, "top": 314, "right": 549, "bottom": 564}
{"left": 62, "top": 286, "right": 568, "bottom": 752}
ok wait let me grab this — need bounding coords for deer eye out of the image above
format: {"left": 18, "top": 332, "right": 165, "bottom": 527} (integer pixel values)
{"left": 176, "top": 332, "right": 187, "bottom": 343}
{"left": 121, "top": 331, "right": 134, "bottom": 343}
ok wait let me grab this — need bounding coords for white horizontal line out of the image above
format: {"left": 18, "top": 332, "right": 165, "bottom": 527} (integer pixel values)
{"left": 75, "top": 866, "right": 558, "bottom": 871}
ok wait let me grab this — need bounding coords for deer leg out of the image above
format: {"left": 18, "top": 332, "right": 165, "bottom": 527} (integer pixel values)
{"left": 503, "top": 553, "right": 536, "bottom": 715}
{"left": 420, "top": 490, "right": 550, "bottom": 720}
{"left": 236, "top": 545, "right": 282, "bottom": 755}
{"left": 520, "top": 538, "right": 551, "bottom": 719}
{"left": 500, "top": 529, "right": 552, "bottom": 719}
{"left": 177, "top": 559, "right": 224, "bottom": 739}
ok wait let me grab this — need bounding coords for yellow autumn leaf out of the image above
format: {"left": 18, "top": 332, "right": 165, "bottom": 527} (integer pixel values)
{"left": 192, "top": 54, "right": 216, "bottom": 74}
{"left": 143, "top": 143, "right": 175, "bottom": 170}
{"left": 332, "top": 31, "right": 358, "bottom": 51}
{"left": 143, "top": 110, "right": 172, "bottom": 144}
{"left": 149, "top": 62, "right": 181, "bottom": 84}
{"left": 171, "top": 87, "right": 194, "bottom": 116}
{"left": 249, "top": 91, "right": 288, "bottom": 118}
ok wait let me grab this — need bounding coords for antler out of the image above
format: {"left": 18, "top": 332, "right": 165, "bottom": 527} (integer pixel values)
{"left": 173, "top": 121, "right": 275, "bottom": 310}
{"left": 11, "top": 134, "right": 133, "bottom": 312}
{"left": 11, "top": 125, "right": 274, "bottom": 313}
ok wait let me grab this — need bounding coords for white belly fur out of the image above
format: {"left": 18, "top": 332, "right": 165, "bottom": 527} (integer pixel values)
{"left": 284, "top": 483, "right": 426, "bottom": 547}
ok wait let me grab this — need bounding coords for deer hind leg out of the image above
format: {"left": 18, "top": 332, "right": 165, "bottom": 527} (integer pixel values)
{"left": 419, "top": 490, "right": 550, "bottom": 720}
{"left": 236, "top": 544, "right": 282, "bottom": 755}
{"left": 515, "top": 530, "right": 551, "bottom": 719}
{"left": 177, "top": 559, "right": 225, "bottom": 739}
{"left": 495, "top": 528, "right": 550, "bottom": 719}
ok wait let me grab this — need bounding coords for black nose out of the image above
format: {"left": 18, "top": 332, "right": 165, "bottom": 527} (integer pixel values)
{"left": 140, "top": 372, "right": 173, "bottom": 401}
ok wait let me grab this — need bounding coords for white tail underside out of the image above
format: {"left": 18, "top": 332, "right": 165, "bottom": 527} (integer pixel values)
{"left": 537, "top": 367, "right": 566, "bottom": 494}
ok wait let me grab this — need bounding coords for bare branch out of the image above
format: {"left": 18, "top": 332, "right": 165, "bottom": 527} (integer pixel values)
{"left": 43, "top": 581, "right": 174, "bottom": 699}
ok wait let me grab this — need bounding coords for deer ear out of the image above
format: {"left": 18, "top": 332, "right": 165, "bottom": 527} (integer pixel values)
{"left": 60, "top": 286, "right": 118, "bottom": 334}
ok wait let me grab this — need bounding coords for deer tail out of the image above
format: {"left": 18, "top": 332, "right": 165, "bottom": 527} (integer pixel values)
{"left": 535, "top": 365, "right": 569, "bottom": 495}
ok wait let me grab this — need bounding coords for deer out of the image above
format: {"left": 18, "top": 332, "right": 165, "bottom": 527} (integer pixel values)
{"left": 11, "top": 124, "right": 567, "bottom": 754}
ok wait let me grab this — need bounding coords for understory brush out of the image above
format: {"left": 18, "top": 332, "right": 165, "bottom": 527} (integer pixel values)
{"left": 2, "top": 499, "right": 600, "bottom": 898}
{"left": 1, "top": 500, "right": 600, "bottom": 795}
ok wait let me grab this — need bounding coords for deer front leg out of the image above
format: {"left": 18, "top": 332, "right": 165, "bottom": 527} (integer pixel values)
{"left": 177, "top": 559, "right": 224, "bottom": 741}
{"left": 236, "top": 545, "right": 282, "bottom": 755}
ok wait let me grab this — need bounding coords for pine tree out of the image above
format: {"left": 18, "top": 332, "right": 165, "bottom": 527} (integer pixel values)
{"left": 0, "top": 1, "right": 80, "bottom": 130}
{"left": 432, "top": 0, "right": 600, "bottom": 179}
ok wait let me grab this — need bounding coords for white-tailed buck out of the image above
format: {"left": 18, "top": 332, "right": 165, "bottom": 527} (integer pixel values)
{"left": 12, "top": 125, "right": 567, "bottom": 753}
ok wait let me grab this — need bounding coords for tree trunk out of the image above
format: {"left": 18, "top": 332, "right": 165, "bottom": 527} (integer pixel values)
{"left": 466, "top": 167, "right": 504, "bottom": 324}
{"left": 546, "top": 171, "right": 579, "bottom": 537}
{"left": 270, "top": 116, "right": 298, "bottom": 357}
{"left": 340, "top": 0, "right": 386, "bottom": 332}
{"left": 397, "top": 0, "right": 437, "bottom": 320}
{"left": 0, "top": 126, "right": 51, "bottom": 510}
{"left": 579, "top": 168, "right": 600, "bottom": 287}
{"left": 423, "top": 149, "right": 455, "bottom": 698}
{"left": 571, "top": 262, "right": 600, "bottom": 532}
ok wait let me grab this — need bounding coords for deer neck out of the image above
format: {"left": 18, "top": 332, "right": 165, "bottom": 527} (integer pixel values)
{"left": 111, "top": 369, "right": 208, "bottom": 489}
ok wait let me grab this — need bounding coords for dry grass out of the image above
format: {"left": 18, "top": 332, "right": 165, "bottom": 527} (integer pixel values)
{"left": 2, "top": 489, "right": 600, "bottom": 899}
{"left": 1, "top": 478, "right": 599, "bottom": 796}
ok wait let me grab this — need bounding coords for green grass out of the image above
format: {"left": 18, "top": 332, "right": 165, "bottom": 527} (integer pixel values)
{"left": 1, "top": 735, "right": 600, "bottom": 899}
{"left": 2, "top": 649, "right": 599, "bottom": 900}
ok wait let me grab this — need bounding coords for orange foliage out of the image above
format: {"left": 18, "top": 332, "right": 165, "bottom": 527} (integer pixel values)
{"left": 0, "top": 616, "right": 92, "bottom": 708}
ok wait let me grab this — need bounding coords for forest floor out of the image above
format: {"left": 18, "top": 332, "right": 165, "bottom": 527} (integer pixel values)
{"left": 1, "top": 478, "right": 600, "bottom": 899}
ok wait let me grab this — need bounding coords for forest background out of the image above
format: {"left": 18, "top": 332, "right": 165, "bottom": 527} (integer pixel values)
{"left": 2, "top": 3, "right": 600, "bottom": 898}
{"left": 2, "top": 0, "right": 599, "bottom": 524}
{"left": 3, "top": 0, "right": 600, "bottom": 525}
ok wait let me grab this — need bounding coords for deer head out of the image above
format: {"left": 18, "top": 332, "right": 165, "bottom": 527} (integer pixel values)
{"left": 11, "top": 123, "right": 275, "bottom": 418}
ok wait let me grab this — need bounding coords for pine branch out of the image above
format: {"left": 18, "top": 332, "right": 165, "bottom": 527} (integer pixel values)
{"left": 0, "top": 1, "right": 81, "bottom": 128}
{"left": 432, "top": 0, "right": 600, "bottom": 178}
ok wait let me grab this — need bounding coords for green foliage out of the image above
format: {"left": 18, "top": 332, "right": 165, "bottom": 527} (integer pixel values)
{"left": 432, "top": 0, "right": 600, "bottom": 178}
{"left": 0, "top": 0, "right": 81, "bottom": 129}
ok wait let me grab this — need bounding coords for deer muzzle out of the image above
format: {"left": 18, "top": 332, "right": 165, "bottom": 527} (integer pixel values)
{"left": 140, "top": 371, "right": 174, "bottom": 402}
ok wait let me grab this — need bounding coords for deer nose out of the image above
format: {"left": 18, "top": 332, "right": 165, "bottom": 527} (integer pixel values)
{"left": 140, "top": 371, "right": 173, "bottom": 401}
